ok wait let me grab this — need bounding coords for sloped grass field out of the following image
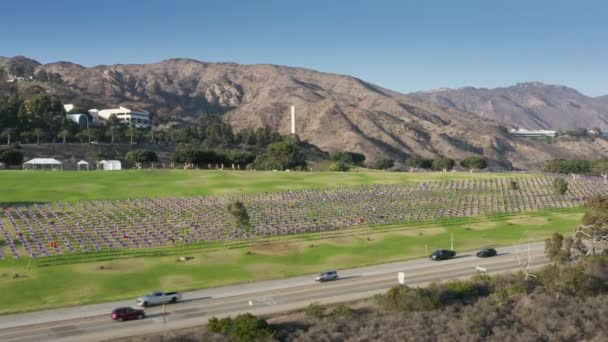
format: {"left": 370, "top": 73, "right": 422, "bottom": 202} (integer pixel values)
{"left": 0, "top": 209, "right": 582, "bottom": 314}
{"left": 0, "top": 170, "right": 525, "bottom": 204}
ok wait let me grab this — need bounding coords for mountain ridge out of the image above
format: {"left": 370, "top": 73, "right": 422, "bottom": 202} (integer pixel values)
{"left": 1, "top": 56, "right": 608, "bottom": 169}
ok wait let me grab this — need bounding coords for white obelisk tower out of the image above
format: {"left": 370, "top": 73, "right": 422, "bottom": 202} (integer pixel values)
{"left": 290, "top": 105, "right": 296, "bottom": 135}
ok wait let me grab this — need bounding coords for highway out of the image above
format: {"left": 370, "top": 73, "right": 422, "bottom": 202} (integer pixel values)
{"left": 0, "top": 242, "right": 548, "bottom": 342}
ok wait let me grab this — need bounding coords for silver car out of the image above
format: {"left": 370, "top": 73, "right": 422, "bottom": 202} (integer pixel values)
{"left": 315, "top": 270, "right": 338, "bottom": 282}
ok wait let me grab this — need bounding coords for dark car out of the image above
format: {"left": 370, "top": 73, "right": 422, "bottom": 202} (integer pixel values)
{"left": 315, "top": 270, "right": 339, "bottom": 282}
{"left": 476, "top": 248, "right": 497, "bottom": 258}
{"left": 430, "top": 249, "right": 456, "bottom": 261}
{"left": 111, "top": 307, "right": 145, "bottom": 321}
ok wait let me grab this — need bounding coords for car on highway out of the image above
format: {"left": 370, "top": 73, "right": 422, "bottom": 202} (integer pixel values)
{"left": 315, "top": 270, "right": 339, "bottom": 282}
{"left": 476, "top": 248, "right": 498, "bottom": 258}
{"left": 136, "top": 291, "right": 182, "bottom": 306}
{"left": 111, "top": 307, "right": 145, "bottom": 321}
{"left": 430, "top": 249, "right": 456, "bottom": 261}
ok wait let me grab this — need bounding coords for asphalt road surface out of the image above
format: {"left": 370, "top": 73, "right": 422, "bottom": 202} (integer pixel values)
{"left": 0, "top": 242, "right": 548, "bottom": 342}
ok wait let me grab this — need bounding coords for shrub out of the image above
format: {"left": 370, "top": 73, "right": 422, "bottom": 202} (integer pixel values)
{"left": 552, "top": 178, "right": 568, "bottom": 195}
{"left": 208, "top": 314, "right": 273, "bottom": 342}
{"left": 406, "top": 158, "right": 433, "bottom": 169}
{"left": 432, "top": 157, "right": 455, "bottom": 171}
{"left": 380, "top": 285, "right": 441, "bottom": 311}
{"left": 329, "top": 161, "right": 350, "bottom": 172}
{"left": 227, "top": 201, "right": 250, "bottom": 229}
{"left": 0, "top": 149, "right": 24, "bottom": 166}
{"left": 509, "top": 180, "right": 519, "bottom": 190}
{"left": 371, "top": 158, "right": 395, "bottom": 170}
{"left": 305, "top": 302, "right": 326, "bottom": 318}
{"left": 460, "top": 156, "right": 487, "bottom": 170}
{"left": 330, "top": 305, "right": 355, "bottom": 319}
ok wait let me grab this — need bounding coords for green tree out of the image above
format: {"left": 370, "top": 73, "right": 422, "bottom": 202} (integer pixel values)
{"left": 24, "top": 94, "right": 65, "bottom": 133}
{"left": 553, "top": 178, "right": 568, "bottom": 196}
{"left": 1, "top": 128, "right": 16, "bottom": 145}
{"left": 406, "top": 157, "right": 433, "bottom": 169}
{"left": 252, "top": 139, "right": 307, "bottom": 170}
{"left": 83, "top": 128, "right": 98, "bottom": 144}
{"left": 126, "top": 150, "right": 158, "bottom": 166}
{"left": 126, "top": 126, "right": 137, "bottom": 145}
{"left": 329, "top": 160, "right": 350, "bottom": 172}
{"left": 460, "top": 156, "right": 487, "bottom": 170}
{"left": 432, "top": 157, "right": 455, "bottom": 171}
{"left": 208, "top": 314, "right": 273, "bottom": 342}
{"left": 227, "top": 201, "right": 250, "bottom": 229}
{"left": 371, "top": 158, "right": 395, "bottom": 170}
{"left": 0, "top": 149, "right": 24, "bottom": 166}
{"left": 33, "top": 128, "right": 45, "bottom": 144}
{"left": 58, "top": 129, "right": 70, "bottom": 144}
{"left": 545, "top": 232, "right": 573, "bottom": 264}
{"left": 331, "top": 152, "right": 366, "bottom": 166}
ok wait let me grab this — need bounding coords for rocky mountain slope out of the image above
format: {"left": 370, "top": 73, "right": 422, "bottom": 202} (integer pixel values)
{"left": 1, "top": 56, "right": 607, "bottom": 169}
{"left": 409, "top": 82, "right": 608, "bottom": 130}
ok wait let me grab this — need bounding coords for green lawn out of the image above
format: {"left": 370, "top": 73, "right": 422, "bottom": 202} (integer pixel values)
{"left": 0, "top": 170, "right": 528, "bottom": 204}
{"left": 0, "top": 210, "right": 581, "bottom": 314}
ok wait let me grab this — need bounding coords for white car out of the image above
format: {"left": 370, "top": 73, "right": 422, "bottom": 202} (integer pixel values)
{"left": 136, "top": 291, "right": 182, "bottom": 306}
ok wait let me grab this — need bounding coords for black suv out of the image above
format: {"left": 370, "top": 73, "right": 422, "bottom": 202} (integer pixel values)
{"left": 476, "top": 248, "right": 497, "bottom": 258}
{"left": 430, "top": 249, "right": 456, "bottom": 261}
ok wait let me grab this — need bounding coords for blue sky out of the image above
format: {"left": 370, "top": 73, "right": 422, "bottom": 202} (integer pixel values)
{"left": 1, "top": 0, "right": 607, "bottom": 96}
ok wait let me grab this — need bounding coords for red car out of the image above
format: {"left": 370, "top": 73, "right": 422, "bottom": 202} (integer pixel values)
{"left": 111, "top": 307, "right": 145, "bottom": 321}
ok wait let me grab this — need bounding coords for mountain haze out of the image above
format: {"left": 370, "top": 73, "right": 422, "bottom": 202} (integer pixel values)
{"left": 1, "top": 56, "right": 608, "bottom": 169}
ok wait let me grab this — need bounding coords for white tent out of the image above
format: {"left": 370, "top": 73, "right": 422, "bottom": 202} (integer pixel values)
{"left": 77, "top": 160, "right": 90, "bottom": 171}
{"left": 23, "top": 158, "right": 63, "bottom": 171}
{"left": 97, "top": 160, "right": 122, "bottom": 171}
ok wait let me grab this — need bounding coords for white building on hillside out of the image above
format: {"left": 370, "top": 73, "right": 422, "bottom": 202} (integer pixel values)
{"left": 509, "top": 128, "right": 556, "bottom": 138}
{"left": 66, "top": 113, "right": 89, "bottom": 128}
{"left": 63, "top": 104, "right": 74, "bottom": 113}
{"left": 89, "top": 106, "right": 150, "bottom": 128}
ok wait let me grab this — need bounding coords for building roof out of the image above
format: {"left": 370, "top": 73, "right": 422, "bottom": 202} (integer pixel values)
{"left": 24, "top": 158, "right": 62, "bottom": 165}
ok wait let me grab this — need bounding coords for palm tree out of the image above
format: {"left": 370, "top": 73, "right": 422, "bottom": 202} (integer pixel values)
{"left": 109, "top": 126, "right": 118, "bottom": 145}
{"left": 34, "top": 128, "right": 45, "bottom": 145}
{"left": 127, "top": 126, "right": 136, "bottom": 145}
{"left": 84, "top": 128, "right": 95, "bottom": 144}
{"left": 1, "top": 128, "right": 16, "bottom": 145}
{"left": 58, "top": 129, "right": 70, "bottom": 144}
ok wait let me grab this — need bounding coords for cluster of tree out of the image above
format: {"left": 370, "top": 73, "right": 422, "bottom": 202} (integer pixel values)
{"left": 0, "top": 148, "right": 23, "bottom": 167}
{"left": 406, "top": 157, "right": 459, "bottom": 171}
{"left": 460, "top": 156, "right": 487, "bottom": 170}
{"left": 546, "top": 195, "right": 608, "bottom": 262}
{"left": 249, "top": 139, "right": 307, "bottom": 171}
{"left": 329, "top": 152, "right": 366, "bottom": 171}
{"left": 171, "top": 148, "right": 257, "bottom": 168}
{"left": 165, "top": 118, "right": 282, "bottom": 148}
{"left": 208, "top": 313, "right": 273, "bottom": 342}
{"left": 125, "top": 150, "right": 158, "bottom": 167}
{"left": 556, "top": 127, "right": 602, "bottom": 138}
{"left": 0, "top": 94, "right": 75, "bottom": 144}
{"left": 0, "top": 93, "right": 292, "bottom": 149}
{"left": 544, "top": 158, "right": 608, "bottom": 175}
